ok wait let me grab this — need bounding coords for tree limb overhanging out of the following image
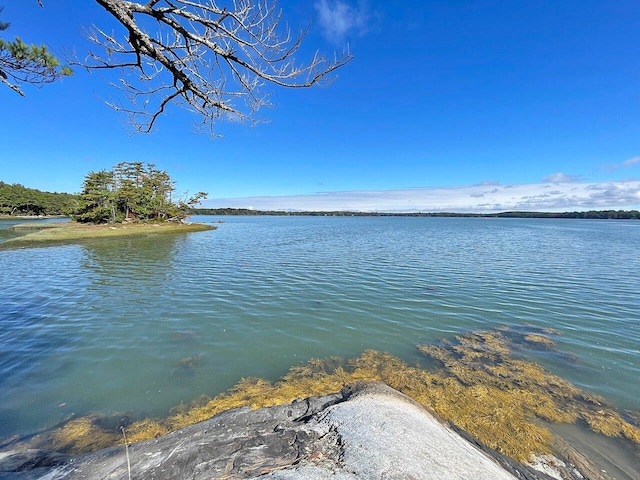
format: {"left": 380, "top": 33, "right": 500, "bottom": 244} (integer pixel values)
{"left": 0, "top": 6, "right": 72, "bottom": 96}
{"left": 0, "top": 37, "right": 67, "bottom": 95}
{"left": 85, "top": 0, "right": 353, "bottom": 134}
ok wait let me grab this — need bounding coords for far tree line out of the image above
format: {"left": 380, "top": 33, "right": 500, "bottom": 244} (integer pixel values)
{"left": 0, "top": 181, "right": 76, "bottom": 216}
{"left": 2, "top": 179, "right": 639, "bottom": 221}
{"left": 1, "top": 162, "right": 206, "bottom": 223}
{"left": 191, "top": 208, "right": 640, "bottom": 220}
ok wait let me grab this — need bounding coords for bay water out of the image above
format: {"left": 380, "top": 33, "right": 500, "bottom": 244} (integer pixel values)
{"left": 1, "top": 216, "right": 639, "bottom": 459}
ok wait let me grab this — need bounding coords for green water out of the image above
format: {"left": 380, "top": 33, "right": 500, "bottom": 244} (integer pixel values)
{"left": 1, "top": 216, "right": 639, "bottom": 471}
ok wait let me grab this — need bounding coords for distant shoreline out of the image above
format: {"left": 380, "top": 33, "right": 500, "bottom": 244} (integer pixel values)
{"left": 191, "top": 208, "right": 640, "bottom": 219}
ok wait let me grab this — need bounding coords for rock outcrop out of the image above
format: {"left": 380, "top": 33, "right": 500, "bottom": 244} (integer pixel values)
{"left": 3, "top": 382, "right": 560, "bottom": 479}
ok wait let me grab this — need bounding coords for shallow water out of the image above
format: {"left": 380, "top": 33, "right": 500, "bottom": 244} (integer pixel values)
{"left": 1, "top": 216, "right": 639, "bottom": 446}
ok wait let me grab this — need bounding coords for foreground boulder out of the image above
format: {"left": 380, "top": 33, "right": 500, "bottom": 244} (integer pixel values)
{"left": 4, "top": 382, "right": 559, "bottom": 479}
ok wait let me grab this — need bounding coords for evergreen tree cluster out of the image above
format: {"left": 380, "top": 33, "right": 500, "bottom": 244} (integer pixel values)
{"left": 73, "top": 162, "right": 207, "bottom": 224}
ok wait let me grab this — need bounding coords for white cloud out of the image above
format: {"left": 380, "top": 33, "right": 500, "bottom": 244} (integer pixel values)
{"left": 543, "top": 172, "right": 580, "bottom": 183}
{"left": 314, "top": 0, "right": 370, "bottom": 42}
{"left": 202, "top": 180, "right": 640, "bottom": 213}
{"left": 622, "top": 156, "right": 640, "bottom": 168}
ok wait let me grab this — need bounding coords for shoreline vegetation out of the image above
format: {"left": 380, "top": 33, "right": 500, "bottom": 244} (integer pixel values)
{"left": 191, "top": 208, "right": 640, "bottom": 219}
{"left": 6, "top": 326, "right": 640, "bottom": 478}
{"left": 0, "top": 221, "right": 215, "bottom": 249}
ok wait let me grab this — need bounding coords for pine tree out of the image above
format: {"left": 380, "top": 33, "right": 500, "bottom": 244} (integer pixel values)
{"left": 73, "top": 162, "right": 207, "bottom": 224}
{"left": 0, "top": 7, "right": 72, "bottom": 95}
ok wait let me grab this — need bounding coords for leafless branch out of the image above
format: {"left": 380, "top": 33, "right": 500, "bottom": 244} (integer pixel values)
{"left": 80, "top": 0, "right": 353, "bottom": 135}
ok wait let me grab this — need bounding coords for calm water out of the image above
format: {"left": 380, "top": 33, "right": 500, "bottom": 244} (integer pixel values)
{"left": 1, "top": 216, "right": 639, "bottom": 443}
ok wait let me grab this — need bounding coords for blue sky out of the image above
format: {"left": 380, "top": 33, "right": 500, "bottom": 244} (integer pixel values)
{"left": 1, "top": 0, "right": 639, "bottom": 212}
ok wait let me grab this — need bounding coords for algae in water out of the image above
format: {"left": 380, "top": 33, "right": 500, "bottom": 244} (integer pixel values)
{"left": 17, "top": 326, "right": 640, "bottom": 465}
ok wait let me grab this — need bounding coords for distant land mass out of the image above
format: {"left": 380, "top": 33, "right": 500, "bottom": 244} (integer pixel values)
{"left": 0, "top": 181, "right": 77, "bottom": 216}
{"left": 1, "top": 182, "right": 639, "bottom": 219}
{"left": 191, "top": 207, "right": 640, "bottom": 220}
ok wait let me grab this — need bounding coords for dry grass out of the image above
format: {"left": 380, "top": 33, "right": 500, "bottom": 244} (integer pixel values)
{"left": 42, "top": 327, "right": 640, "bottom": 464}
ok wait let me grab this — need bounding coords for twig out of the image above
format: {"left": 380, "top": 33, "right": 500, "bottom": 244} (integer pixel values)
{"left": 121, "top": 426, "right": 132, "bottom": 480}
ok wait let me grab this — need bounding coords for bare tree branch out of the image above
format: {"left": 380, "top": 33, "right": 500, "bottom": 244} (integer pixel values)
{"left": 81, "top": 0, "right": 353, "bottom": 135}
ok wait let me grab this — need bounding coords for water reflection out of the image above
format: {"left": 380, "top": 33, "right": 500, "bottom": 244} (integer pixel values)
{"left": 0, "top": 231, "right": 191, "bottom": 439}
{"left": 80, "top": 232, "right": 182, "bottom": 288}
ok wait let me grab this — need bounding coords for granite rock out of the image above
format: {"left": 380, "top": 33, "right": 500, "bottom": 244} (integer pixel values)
{"left": 3, "top": 382, "right": 558, "bottom": 480}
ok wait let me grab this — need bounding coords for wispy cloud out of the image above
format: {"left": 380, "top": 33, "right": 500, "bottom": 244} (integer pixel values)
{"left": 203, "top": 180, "right": 640, "bottom": 213}
{"left": 603, "top": 156, "right": 640, "bottom": 172}
{"left": 314, "top": 0, "right": 371, "bottom": 43}
{"left": 543, "top": 172, "right": 580, "bottom": 183}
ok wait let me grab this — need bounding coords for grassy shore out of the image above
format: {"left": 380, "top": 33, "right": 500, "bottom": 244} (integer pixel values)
{"left": 0, "top": 221, "right": 215, "bottom": 249}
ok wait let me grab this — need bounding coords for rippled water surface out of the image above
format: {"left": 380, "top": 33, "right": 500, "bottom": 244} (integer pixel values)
{"left": 1, "top": 216, "right": 639, "bottom": 440}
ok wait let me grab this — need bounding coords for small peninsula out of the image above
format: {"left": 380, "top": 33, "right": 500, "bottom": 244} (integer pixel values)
{"left": 1, "top": 221, "right": 214, "bottom": 249}
{"left": 1, "top": 162, "right": 214, "bottom": 249}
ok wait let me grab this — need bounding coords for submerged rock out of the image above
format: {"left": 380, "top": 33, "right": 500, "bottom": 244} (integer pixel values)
{"left": 2, "top": 383, "right": 561, "bottom": 479}
{"left": 170, "top": 354, "right": 205, "bottom": 376}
